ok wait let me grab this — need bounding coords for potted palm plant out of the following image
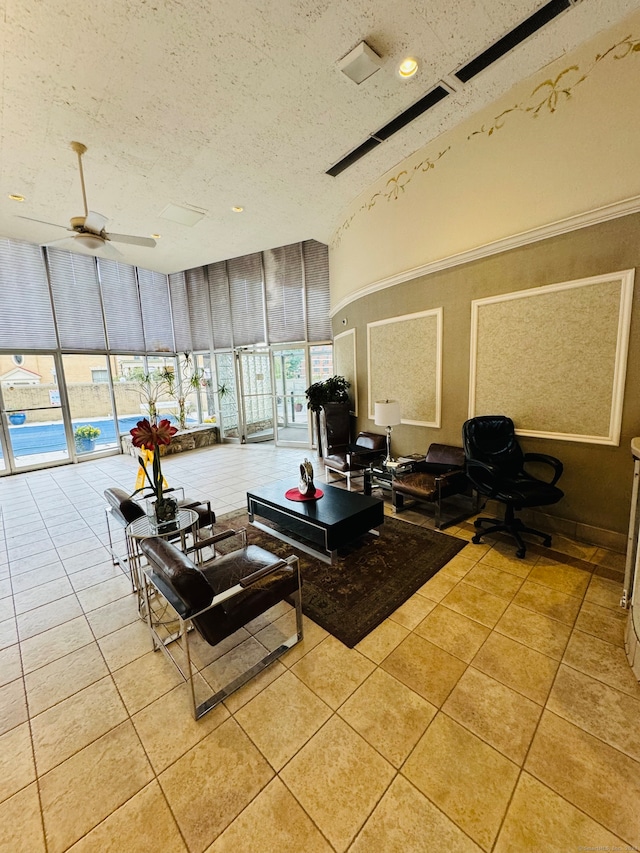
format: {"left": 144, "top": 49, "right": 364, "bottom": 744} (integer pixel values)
{"left": 74, "top": 424, "right": 101, "bottom": 453}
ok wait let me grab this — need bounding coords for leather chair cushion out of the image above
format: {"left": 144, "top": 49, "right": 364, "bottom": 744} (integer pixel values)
{"left": 139, "top": 536, "right": 214, "bottom": 612}
{"left": 181, "top": 499, "right": 216, "bottom": 528}
{"left": 104, "top": 487, "right": 145, "bottom": 526}
{"left": 424, "top": 443, "right": 465, "bottom": 469}
{"left": 493, "top": 478, "right": 564, "bottom": 509}
{"left": 394, "top": 469, "right": 468, "bottom": 501}
{"left": 324, "top": 452, "right": 349, "bottom": 472}
{"left": 352, "top": 432, "right": 385, "bottom": 452}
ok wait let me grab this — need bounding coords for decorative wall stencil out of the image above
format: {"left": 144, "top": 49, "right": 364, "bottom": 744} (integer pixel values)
{"left": 332, "top": 31, "right": 639, "bottom": 247}
{"left": 334, "top": 328, "right": 357, "bottom": 415}
{"left": 333, "top": 148, "right": 450, "bottom": 247}
{"left": 368, "top": 309, "right": 442, "bottom": 427}
{"left": 469, "top": 34, "right": 640, "bottom": 139}
{"left": 469, "top": 270, "right": 634, "bottom": 445}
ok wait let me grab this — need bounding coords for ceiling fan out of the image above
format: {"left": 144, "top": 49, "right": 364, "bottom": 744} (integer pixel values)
{"left": 19, "top": 141, "right": 156, "bottom": 255}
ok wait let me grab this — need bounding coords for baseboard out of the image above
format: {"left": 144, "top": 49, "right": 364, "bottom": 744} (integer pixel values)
{"left": 481, "top": 500, "right": 626, "bottom": 554}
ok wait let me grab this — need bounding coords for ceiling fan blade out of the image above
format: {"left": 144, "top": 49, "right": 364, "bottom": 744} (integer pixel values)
{"left": 99, "top": 241, "right": 123, "bottom": 259}
{"left": 17, "top": 215, "right": 70, "bottom": 230}
{"left": 84, "top": 210, "right": 109, "bottom": 234}
{"left": 45, "top": 236, "right": 77, "bottom": 249}
{"left": 107, "top": 232, "right": 157, "bottom": 248}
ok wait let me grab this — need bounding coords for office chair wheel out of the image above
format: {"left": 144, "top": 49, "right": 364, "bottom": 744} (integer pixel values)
{"left": 474, "top": 519, "right": 484, "bottom": 529}
{"left": 515, "top": 547, "right": 526, "bottom": 559}
{"left": 472, "top": 533, "right": 483, "bottom": 544}
{"left": 542, "top": 536, "right": 552, "bottom": 547}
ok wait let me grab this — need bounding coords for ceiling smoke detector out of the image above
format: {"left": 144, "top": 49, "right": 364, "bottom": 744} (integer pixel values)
{"left": 338, "top": 41, "right": 382, "bottom": 84}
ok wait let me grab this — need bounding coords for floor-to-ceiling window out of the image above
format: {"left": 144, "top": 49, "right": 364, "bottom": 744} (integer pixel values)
{"left": 0, "top": 236, "right": 332, "bottom": 473}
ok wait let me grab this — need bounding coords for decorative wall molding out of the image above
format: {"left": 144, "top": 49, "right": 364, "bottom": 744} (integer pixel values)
{"left": 367, "top": 308, "right": 442, "bottom": 428}
{"left": 333, "top": 328, "right": 357, "bottom": 416}
{"left": 330, "top": 194, "right": 640, "bottom": 317}
{"left": 469, "top": 270, "right": 635, "bottom": 446}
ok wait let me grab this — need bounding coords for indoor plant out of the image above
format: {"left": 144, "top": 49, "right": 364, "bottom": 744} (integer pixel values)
{"left": 305, "top": 375, "right": 350, "bottom": 457}
{"left": 304, "top": 375, "right": 350, "bottom": 413}
{"left": 160, "top": 353, "right": 206, "bottom": 430}
{"left": 74, "top": 424, "right": 101, "bottom": 452}
{"left": 130, "top": 417, "right": 178, "bottom": 528}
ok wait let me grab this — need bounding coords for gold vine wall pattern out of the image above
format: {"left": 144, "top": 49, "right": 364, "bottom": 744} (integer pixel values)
{"left": 332, "top": 33, "right": 640, "bottom": 248}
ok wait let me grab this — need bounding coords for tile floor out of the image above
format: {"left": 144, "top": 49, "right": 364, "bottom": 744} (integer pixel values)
{"left": 0, "top": 443, "right": 639, "bottom": 853}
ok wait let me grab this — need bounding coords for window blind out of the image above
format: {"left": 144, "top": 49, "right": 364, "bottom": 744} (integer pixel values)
{"left": 137, "top": 268, "right": 175, "bottom": 352}
{"left": 0, "top": 239, "right": 57, "bottom": 349}
{"left": 303, "top": 240, "right": 332, "bottom": 342}
{"left": 228, "top": 253, "right": 265, "bottom": 346}
{"left": 264, "top": 244, "right": 305, "bottom": 343}
{"left": 47, "top": 249, "right": 106, "bottom": 350}
{"left": 207, "top": 261, "right": 233, "bottom": 349}
{"left": 185, "top": 267, "right": 211, "bottom": 351}
{"left": 169, "top": 271, "right": 193, "bottom": 353}
{"left": 96, "top": 258, "right": 146, "bottom": 352}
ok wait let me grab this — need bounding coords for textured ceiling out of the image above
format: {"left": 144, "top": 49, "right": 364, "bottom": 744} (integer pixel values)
{"left": 0, "top": 0, "right": 637, "bottom": 274}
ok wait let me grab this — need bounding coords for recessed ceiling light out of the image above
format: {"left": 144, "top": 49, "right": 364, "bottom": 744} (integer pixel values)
{"left": 151, "top": 234, "right": 161, "bottom": 239}
{"left": 8, "top": 194, "right": 25, "bottom": 202}
{"left": 232, "top": 206, "right": 244, "bottom": 213}
{"left": 398, "top": 57, "right": 419, "bottom": 79}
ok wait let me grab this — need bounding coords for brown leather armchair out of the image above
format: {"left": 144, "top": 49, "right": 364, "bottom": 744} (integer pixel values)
{"left": 139, "top": 529, "right": 303, "bottom": 718}
{"left": 391, "top": 443, "right": 475, "bottom": 529}
{"left": 324, "top": 431, "right": 386, "bottom": 489}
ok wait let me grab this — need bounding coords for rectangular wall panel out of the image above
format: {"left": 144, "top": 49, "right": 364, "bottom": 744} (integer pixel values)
{"left": 469, "top": 270, "right": 634, "bottom": 445}
{"left": 368, "top": 309, "right": 442, "bottom": 426}
{"left": 334, "top": 328, "right": 357, "bottom": 415}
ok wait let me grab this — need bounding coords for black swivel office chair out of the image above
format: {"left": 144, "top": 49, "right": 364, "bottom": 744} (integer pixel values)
{"left": 462, "top": 415, "right": 564, "bottom": 558}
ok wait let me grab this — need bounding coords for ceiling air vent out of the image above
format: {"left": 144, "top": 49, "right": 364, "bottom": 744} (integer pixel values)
{"left": 455, "top": 0, "right": 571, "bottom": 83}
{"left": 326, "top": 85, "right": 450, "bottom": 177}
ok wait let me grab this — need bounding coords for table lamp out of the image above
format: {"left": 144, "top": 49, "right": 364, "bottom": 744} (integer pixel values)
{"left": 374, "top": 399, "right": 401, "bottom": 464}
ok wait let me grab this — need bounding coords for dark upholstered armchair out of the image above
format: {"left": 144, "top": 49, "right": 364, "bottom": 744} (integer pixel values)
{"left": 391, "top": 443, "right": 474, "bottom": 529}
{"left": 139, "top": 530, "right": 302, "bottom": 718}
{"left": 462, "top": 415, "right": 564, "bottom": 558}
{"left": 324, "top": 431, "right": 387, "bottom": 489}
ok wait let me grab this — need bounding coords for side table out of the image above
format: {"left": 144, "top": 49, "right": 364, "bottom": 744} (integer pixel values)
{"left": 364, "top": 460, "right": 415, "bottom": 496}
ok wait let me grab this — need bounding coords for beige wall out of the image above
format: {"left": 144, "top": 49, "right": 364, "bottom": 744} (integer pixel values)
{"left": 338, "top": 212, "right": 640, "bottom": 539}
{"left": 330, "top": 10, "right": 640, "bottom": 305}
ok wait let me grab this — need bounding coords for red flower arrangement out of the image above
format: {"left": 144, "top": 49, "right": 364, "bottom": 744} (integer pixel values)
{"left": 130, "top": 418, "right": 178, "bottom": 517}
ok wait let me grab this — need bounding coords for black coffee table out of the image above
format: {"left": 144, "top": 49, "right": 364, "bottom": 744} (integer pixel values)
{"left": 247, "top": 479, "right": 384, "bottom": 564}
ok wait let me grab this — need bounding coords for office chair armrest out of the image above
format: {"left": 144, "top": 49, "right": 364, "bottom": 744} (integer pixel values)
{"left": 523, "top": 453, "right": 563, "bottom": 485}
{"left": 465, "top": 459, "right": 502, "bottom": 496}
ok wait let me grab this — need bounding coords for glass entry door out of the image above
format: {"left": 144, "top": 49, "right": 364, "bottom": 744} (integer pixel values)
{"left": 237, "top": 350, "right": 274, "bottom": 443}
{"left": 273, "top": 347, "right": 309, "bottom": 446}
{"left": 0, "top": 353, "right": 71, "bottom": 473}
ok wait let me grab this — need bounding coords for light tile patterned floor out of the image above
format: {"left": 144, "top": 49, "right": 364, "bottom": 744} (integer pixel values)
{"left": 0, "top": 443, "right": 639, "bottom": 852}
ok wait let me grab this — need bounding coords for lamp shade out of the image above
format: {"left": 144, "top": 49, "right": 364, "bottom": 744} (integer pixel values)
{"left": 374, "top": 400, "right": 401, "bottom": 426}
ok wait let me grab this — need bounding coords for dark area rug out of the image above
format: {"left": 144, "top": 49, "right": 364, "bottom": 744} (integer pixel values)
{"left": 216, "top": 510, "right": 466, "bottom": 647}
